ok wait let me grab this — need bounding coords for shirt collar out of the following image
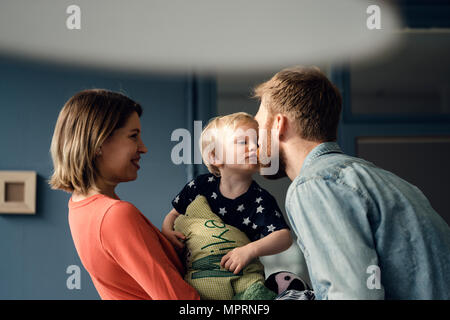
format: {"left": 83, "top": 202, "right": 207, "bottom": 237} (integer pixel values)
{"left": 301, "top": 142, "right": 343, "bottom": 171}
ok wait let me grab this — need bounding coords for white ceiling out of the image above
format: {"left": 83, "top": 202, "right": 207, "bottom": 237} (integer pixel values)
{"left": 0, "top": 0, "right": 401, "bottom": 73}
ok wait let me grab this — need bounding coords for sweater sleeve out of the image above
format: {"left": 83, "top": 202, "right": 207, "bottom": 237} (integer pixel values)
{"left": 100, "top": 201, "right": 200, "bottom": 300}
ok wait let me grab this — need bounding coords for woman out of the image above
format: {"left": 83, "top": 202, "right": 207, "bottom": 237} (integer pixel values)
{"left": 49, "top": 89, "right": 199, "bottom": 300}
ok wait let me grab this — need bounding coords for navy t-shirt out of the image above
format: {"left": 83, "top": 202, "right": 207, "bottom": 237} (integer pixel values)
{"left": 172, "top": 173, "right": 290, "bottom": 242}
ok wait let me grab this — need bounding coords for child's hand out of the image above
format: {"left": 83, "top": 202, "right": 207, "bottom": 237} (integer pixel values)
{"left": 162, "top": 230, "right": 186, "bottom": 252}
{"left": 220, "top": 245, "right": 256, "bottom": 275}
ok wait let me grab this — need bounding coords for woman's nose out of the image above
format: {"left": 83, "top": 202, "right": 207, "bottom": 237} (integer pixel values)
{"left": 139, "top": 139, "right": 148, "bottom": 154}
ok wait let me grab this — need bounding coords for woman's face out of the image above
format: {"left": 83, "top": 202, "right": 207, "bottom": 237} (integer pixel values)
{"left": 96, "top": 112, "right": 148, "bottom": 185}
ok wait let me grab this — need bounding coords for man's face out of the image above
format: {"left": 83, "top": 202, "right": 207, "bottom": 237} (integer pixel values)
{"left": 254, "top": 97, "right": 287, "bottom": 179}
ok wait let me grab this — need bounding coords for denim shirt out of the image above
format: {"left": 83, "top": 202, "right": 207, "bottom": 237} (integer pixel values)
{"left": 285, "top": 142, "right": 450, "bottom": 300}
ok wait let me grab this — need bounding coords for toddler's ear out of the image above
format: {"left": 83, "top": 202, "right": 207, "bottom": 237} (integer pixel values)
{"left": 207, "top": 151, "right": 215, "bottom": 165}
{"left": 208, "top": 151, "right": 223, "bottom": 167}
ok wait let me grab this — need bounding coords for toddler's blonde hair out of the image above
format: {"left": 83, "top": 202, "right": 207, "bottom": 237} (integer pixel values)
{"left": 200, "top": 112, "right": 258, "bottom": 176}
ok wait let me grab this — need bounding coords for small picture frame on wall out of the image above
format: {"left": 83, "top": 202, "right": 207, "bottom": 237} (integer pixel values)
{"left": 0, "top": 171, "right": 36, "bottom": 214}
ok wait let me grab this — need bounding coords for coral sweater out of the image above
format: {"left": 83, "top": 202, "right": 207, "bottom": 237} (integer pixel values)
{"left": 68, "top": 194, "right": 200, "bottom": 300}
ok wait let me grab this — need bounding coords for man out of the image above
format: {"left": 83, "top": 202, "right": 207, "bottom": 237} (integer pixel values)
{"left": 253, "top": 66, "right": 450, "bottom": 299}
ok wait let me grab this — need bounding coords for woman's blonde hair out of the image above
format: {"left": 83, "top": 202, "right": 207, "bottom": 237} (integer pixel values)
{"left": 49, "top": 89, "right": 142, "bottom": 195}
{"left": 200, "top": 112, "right": 258, "bottom": 176}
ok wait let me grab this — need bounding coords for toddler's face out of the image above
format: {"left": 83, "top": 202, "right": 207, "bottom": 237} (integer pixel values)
{"left": 217, "top": 123, "right": 259, "bottom": 174}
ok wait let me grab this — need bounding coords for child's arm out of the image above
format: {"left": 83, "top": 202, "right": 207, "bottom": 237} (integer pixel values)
{"left": 220, "top": 229, "right": 293, "bottom": 274}
{"left": 162, "top": 208, "right": 186, "bottom": 252}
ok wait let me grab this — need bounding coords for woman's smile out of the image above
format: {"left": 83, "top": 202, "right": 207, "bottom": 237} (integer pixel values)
{"left": 131, "top": 157, "right": 141, "bottom": 169}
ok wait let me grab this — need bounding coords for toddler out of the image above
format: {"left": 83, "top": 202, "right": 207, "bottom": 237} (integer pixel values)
{"left": 162, "top": 112, "right": 292, "bottom": 274}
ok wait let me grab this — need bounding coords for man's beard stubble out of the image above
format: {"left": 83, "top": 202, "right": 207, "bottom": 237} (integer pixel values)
{"left": 258, "top": 125, "right": 287, "bottom": 180}
{"left": 260, "top": 146, "right": 287, "bottom": 180}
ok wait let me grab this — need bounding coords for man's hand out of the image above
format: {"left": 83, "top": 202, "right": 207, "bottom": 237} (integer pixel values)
{"left": 220, "top": 245, "right": 256, "bottom": 275}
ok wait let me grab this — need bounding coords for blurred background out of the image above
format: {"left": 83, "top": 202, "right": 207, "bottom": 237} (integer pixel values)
{"left": 0, "top": 0, "right": 449, "bottom": 299}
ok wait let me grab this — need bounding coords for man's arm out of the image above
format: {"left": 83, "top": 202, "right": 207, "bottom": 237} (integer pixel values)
{"left": 288, "top": 179, "right": 385, "bottom": 300}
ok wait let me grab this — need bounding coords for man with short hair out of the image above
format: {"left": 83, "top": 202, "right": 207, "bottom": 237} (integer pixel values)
{"left": 254, "top": 66, "right": 450, "bottom": 299}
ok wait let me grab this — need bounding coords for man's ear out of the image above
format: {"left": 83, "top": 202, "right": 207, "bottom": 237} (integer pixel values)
{"left": 274, "top": 114, "right": 289, "bottom": 141}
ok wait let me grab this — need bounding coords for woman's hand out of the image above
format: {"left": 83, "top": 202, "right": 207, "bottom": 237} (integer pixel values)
{"left": 220, "top": 244, "right": 256, "bottom": 275}
{"left": 162, "top": 229, "right": 186, "bottom": 252}
{"left": 162, "top": 208, "right": 186, "bottom": 252}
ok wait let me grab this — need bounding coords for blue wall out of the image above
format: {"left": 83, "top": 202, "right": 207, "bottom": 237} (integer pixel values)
{"left": 0, "top": 57, "right": 215, "bottom": 299}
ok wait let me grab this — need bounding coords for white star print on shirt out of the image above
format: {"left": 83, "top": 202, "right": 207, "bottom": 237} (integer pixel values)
{"left": 256, "top": 205, "right": 264, "bottom": 213}
{"left": 211, "top": 192, "right": 217, "bottom": 199}
{"left": 242, "top": 217, "right": 251, "bottom": 225}
{"left": 174, "top": 195, "right": 180, "bottom": 203}
{"left": 267, "top": 224, "right": 276, "bottom": 233}
{"left": 208, "top": 176, "right": 215, "bottom": 182}
{"left": 275, "top": 211, "right": 281, "bottom": 218}
{"left": 252, "top": 223, "right": 258, "bottom": 230}
{"left": 219, "top": 207, "right": 227, "bottom": 216}
{"left": 255, "top": 197, "right": 263, "bottom": 204}
{"left": 237, "top": 204, "right": 245, "bottom": 212}
{"left": 188, "top": 180, "right": 195, "bottom": 188}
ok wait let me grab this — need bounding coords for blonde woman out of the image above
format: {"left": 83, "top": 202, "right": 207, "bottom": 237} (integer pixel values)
{"left": 49, "top": 89, "right": 199, "bottom": 300}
